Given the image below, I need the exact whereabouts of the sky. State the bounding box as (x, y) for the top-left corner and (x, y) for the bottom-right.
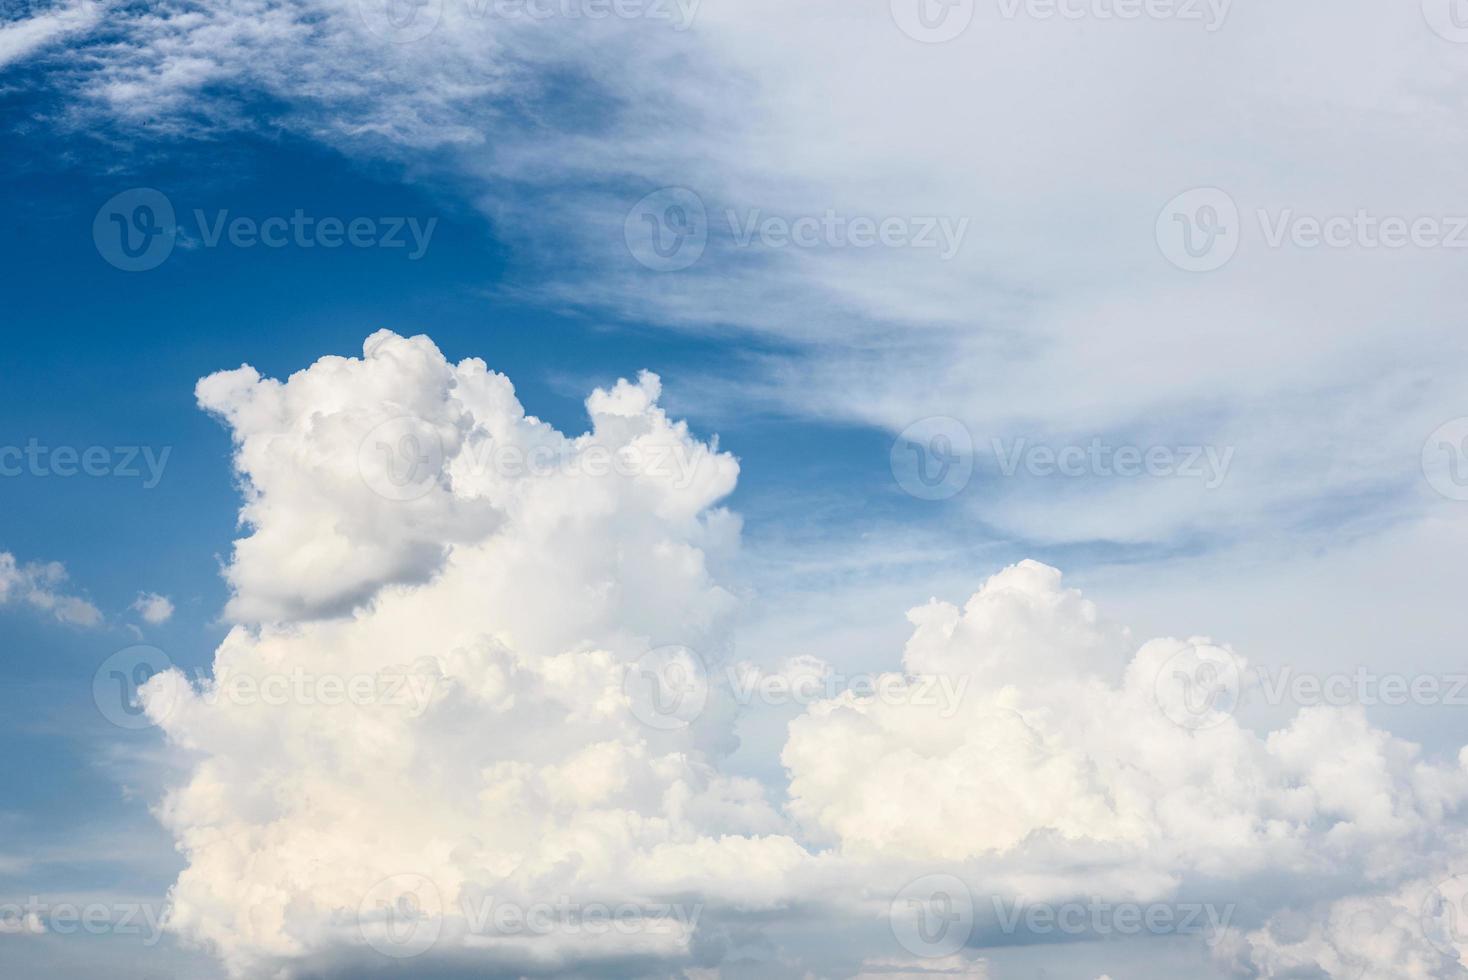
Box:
(2, 0), (1468, 977)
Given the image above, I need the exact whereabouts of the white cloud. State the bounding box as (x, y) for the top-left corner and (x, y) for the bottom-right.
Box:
(0, 0), (100, 70)
(146, 332), (787, 977)
(24, 0), (1465, 553)
(0, 551), (103, 627)
(140, 335), (1468, 978)
(132, 592), (175, 625)
(785, 561), (1468, 878)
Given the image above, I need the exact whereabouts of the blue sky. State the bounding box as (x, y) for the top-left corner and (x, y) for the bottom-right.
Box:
(4, 1), (1468, 977)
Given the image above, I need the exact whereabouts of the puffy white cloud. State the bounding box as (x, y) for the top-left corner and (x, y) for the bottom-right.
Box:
(148, 332), (792, 977)
(131, 591), (174, 624)
(146, 335), (1468, 978)
(782, 560), (1468, 976)
(0, 551), (103, 627)
(1214, 879), (1467, 979)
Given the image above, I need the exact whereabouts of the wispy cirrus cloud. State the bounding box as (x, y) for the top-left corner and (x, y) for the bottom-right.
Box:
(21, 0), (1468, 556)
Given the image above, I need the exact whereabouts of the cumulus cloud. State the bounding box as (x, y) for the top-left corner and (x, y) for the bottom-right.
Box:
(131, 591), (174, 624)
(140, 334), (1468, 979)
(1214, 880), (1465, 979)
(148, 332), (792, 977)
(0, 551), (103, 627)
(782, 560), (1468, 976)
